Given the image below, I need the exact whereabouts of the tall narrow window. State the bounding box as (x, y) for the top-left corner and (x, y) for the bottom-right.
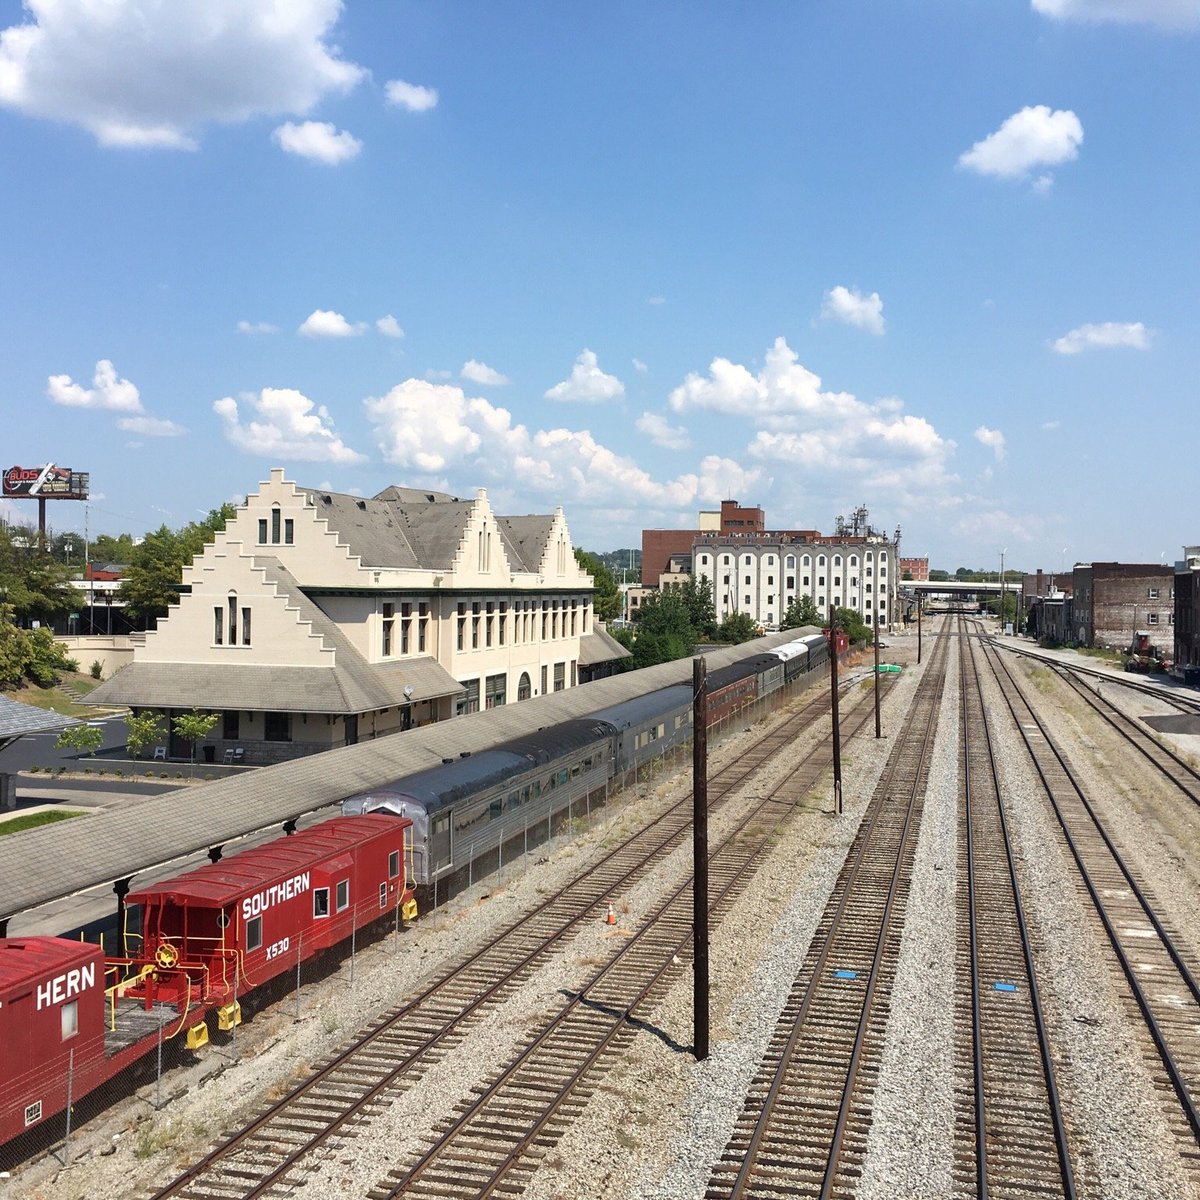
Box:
(284, 518), (294, 545)
(382, 602), (394, 657)
(258, 519), (268, 544)
(214, 607), (224, 645)
(271, 508), (281, 544)
(241, 607), (251, 646)
(228, 596), (237, 645)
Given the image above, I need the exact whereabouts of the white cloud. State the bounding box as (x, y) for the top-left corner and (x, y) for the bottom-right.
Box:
(1042, 419), (1061, 430)
(47, 360), (142, 411)
(647, 296), (666, 306)
(273, 120), (360, 165)
(670, 337), (958, 507)
(298, 309), (367, 338)
(821, 286), (886, 335)
(974, 425), (1007, 461)
(544, 349), (625, 404)
(363, 378), (760, 510)
(461, 360), (510, 386)
(1050, 321), (1152, 354)
(0, 0), (364, 149)
(46, 359), (184, 436)
(633, 358), (648, 373)
(958, 105), (1083, 183)
(385, 79), (438, 112)
(237, 320), (279, 335)
(118, 415), (187, 437)
(636, 412), (691, 451)
(213, 388), (365, 463)
(1032, 0), (1200, 29)
(376, 315), (405, 339)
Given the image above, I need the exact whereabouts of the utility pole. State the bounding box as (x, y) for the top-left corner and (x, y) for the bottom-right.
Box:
(917, 598), (922, 664)
(1000, 547), (1007, 634)
(692, 656), (709, 1061)
(829, 618), (843, 815)
(874, 615), (882, 738)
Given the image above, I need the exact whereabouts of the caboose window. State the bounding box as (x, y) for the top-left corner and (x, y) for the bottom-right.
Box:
(388, 850), (400, 879)
(336, 879), (350, 912)
(246, 915), (263, 950)
(313, 888), (330, 918)
(61, 999), (79, 1041)
(379, 882), (388, 910)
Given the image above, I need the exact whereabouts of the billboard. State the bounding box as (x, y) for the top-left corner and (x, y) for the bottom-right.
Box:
(3, 464), (90, 500)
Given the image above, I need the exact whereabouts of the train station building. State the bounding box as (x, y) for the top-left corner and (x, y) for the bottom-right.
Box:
(90, 469), (628, 763)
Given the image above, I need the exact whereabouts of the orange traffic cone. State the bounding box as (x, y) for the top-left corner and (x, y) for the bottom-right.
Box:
(605, 903), (617, 926)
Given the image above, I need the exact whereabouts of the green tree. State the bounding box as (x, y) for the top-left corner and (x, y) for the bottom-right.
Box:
(121, 504), (237, 625)
(575, 548), (621, 623)
(90, 532), (136, 565)
(0, 524), (76, 624)
(833, 606), (871, 645)
(172, 709), (220, 775)
(781, 593), (822, 630)
(0, 607), (75, 688)
(124, 711), (165, 759)
(677, 575), (717, 640)
(715, 611), (759, 644)
(56, 724), (103, 756)
(629, 588), (694, 667)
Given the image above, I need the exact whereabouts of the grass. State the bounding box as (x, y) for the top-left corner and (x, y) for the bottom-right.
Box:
(4, 671), (114, 718)
(0, 809), (83, 836)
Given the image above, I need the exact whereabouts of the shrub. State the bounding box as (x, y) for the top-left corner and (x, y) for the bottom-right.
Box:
(90, 660), (103, 679)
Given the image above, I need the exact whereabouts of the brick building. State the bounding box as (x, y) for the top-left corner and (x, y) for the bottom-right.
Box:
(1173, 546), (1200, 674)
(1071, 562), (1174, 652)
(899, 557), (929, 582)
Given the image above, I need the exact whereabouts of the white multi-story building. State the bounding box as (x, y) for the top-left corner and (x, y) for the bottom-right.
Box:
(92, 469), (627, 763)
(693, 535), (898, 630)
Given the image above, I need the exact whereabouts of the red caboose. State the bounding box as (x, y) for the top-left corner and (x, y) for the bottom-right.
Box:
(0, 938), (110, 1144)
(123, 814), (416, 1044)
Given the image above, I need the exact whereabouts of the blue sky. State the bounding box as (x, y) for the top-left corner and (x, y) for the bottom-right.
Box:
(1, 0), (1197, 572)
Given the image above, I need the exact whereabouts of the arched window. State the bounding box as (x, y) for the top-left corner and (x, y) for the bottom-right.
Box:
(517, 672), (532, 701)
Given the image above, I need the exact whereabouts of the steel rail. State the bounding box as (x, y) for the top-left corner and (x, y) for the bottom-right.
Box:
(149, 670), (885, 1200)
(1053, 668), (1200, 808)
(714, 618), (952, 1198)
(961, 616), (1076, 1198)
(982, 637), (1200, 1144)
(377, 689), (891, 1200)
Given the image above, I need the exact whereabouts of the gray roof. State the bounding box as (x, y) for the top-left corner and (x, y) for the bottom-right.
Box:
(88, 558), (463, 713)
(0, 696), (78, 743)
(0, 631), (811, 921)
(578, 625), (632, 666)
(497, 516), (553, 575)
(300, 485), (555, 575)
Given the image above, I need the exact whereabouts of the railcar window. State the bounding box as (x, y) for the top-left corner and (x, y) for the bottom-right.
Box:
(314, 888), (330, 918)
(247, 915), (263, 951)
(509, 791), (520, 808)
(557, 768), (569, 785)
(490, 797), (503, 818)
(379, 882), (388, 910)
(388, 850), (400, 878)
(61, 1000), (78, 1041)
(336, 879), (350, 912)
(571, 764), (581, 778)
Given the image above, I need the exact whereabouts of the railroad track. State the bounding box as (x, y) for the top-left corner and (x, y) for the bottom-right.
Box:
(1049, 667), (1200, 810)
(703, 617), (952, 1199)
(995, 640), (1200, 717)
(979, 631), (1200, 1162)
(147, 665), (894, 1199)
(368, 720), (841, 1200)
(954, 615), (1076, 1198)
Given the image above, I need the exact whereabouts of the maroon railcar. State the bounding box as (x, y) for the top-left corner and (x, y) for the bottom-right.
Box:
(0, 937), (136, 1145)
(122, 814), (416, 1028)
(0, 816), (417, 1148)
